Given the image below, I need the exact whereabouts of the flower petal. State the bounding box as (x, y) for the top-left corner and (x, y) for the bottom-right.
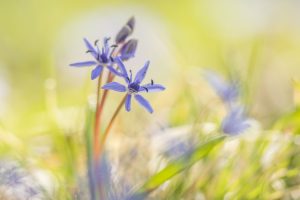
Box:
(204, 70), (239, 104)
(125, 94), (132, 112)
(102, 82), (126, 92)
(115, 57), (130, 83)
(221, 106), (250, 135)
(103, 37), (110, 56)
(70, 61), (97, 67)
(115, 57), (128, 77)
(139, 83), (165, 92)
(107, 66), (123, 77)
(91, 65), (103, 80)
(134, 94), (153, 113)
(83, 38), (98, 58)
(134, 61), (150, 84)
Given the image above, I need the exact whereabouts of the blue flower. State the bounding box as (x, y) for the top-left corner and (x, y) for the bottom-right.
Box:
(102, 58), (165, 113)
(221, 106), (251, 135)
(88, 154), (145, 200)
(70, 37), (122, 80)
(204, 70), (239, 106)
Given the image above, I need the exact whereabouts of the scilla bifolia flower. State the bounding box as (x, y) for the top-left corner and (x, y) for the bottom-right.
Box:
(204, 70), (251, 135)
(102, 57), (165, 113)
(204, 70), (239, 106)
(70, 37), (123, 80)
(221, 106), (251, 135)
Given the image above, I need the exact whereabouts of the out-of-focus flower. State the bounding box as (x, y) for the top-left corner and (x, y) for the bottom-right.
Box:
(85, 154), (145, 200)
(70, 37), (121, 80)
(163, 138), (195, 160)
(204, 70), (251, 135)
(221, 106), (251, 135)
(115, 17), (135, 44)
(204, 70), (239, 106)
(102, 58), (165, 113)
(0, 159), (44, 200)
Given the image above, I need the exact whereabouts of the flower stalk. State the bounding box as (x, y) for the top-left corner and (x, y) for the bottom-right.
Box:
(93, 72), (103, 160)
(95, 95), (127, 162)
(93, 46), (123, 161)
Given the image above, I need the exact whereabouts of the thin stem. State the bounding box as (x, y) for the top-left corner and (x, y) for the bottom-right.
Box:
(93, 43), (124, 160)
(93, 74), (115, 159)
(95, 43), (123, 122)
(95, 72), (116, 118)
(95, 95), (127, 160)
(93, 72), (103, 160)
(96, 73), (102, 104)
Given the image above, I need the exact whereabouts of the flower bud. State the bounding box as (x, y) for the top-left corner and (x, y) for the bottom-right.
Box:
(115, 16), (135, 44)
(126, 16), (135, 30)
(120, 39), (138, 60)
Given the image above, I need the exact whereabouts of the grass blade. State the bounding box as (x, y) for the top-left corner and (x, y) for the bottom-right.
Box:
(140, 135), (226, 193)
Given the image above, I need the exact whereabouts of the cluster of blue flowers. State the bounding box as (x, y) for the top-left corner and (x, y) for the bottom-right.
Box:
(70, 17), (166, 200)
(69, 16), (254, 200)
(70, 17), (165, 113)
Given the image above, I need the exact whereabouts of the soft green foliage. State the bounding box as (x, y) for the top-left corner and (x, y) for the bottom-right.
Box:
(141, 135), (226, 193)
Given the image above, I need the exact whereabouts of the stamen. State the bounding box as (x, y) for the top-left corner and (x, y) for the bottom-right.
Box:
(129, 70), (132, 81)
(151, 79), (154, 85)
(111, 44), (118, 48)
(94, 39), (99, 46)
(86, 50), (92, 53)
(143, 87), (149, 92)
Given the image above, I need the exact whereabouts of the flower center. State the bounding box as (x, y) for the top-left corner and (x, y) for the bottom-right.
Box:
(100, 53), (109, 64)
(128, 82), (140, 94)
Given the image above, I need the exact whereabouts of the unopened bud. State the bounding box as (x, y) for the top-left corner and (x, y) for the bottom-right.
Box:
(115, 26), (132, 44)
(126, 16), (135, 30)
(115, 16), (135, 44)
(120, 39), (138, 60)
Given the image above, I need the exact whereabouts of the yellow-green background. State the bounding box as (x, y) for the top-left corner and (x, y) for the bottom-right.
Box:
(1, 1), (300, 199)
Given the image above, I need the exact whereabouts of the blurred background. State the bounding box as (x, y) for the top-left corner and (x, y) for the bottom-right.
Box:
(1, 0), (300, 199)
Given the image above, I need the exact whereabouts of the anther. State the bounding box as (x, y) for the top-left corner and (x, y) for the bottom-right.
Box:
(110, 56), (114, 62)
(143, 87), (149, 92)
(94, 40), (99, 46)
